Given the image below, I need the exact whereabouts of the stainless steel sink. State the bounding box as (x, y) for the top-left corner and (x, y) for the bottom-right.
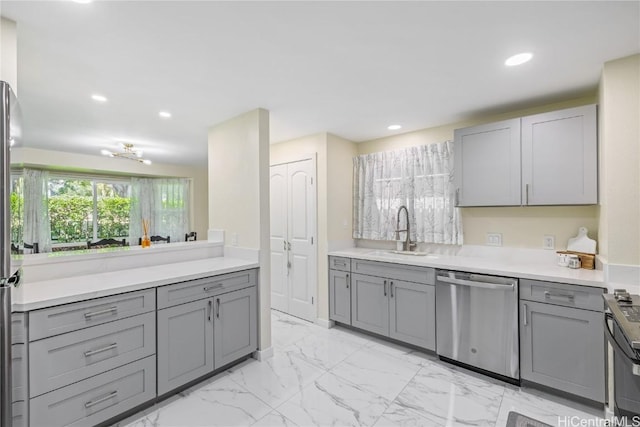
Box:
(387, 250), (433, 257)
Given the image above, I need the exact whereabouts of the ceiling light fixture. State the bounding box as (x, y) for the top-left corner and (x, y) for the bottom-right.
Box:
(505, 52), (533, 67)
(387, 124), (402, 130)
(159, 111), (172, 119)
(101, 143), (152, 165)
(91, 94), (107, 103)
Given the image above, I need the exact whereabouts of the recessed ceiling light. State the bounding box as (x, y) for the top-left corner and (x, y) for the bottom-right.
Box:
(159, 111), (172, 119)
(505, 52), (533, 67)
(387, 124), (402, 130)
(91, 94), (107, 103)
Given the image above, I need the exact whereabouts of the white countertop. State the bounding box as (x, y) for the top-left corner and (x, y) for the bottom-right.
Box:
(12, 257), (259, 311)
(329, 248), (605, 288)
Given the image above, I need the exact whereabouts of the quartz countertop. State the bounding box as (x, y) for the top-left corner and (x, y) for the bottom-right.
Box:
(329, 248), (605, 288)
(12, 257), (259, 311)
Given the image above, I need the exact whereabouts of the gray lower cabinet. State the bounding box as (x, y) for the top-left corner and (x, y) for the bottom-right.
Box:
(214, 286), (257, 368)
(351, 273), (389, 336)
(328, 269), (351, 324)
(520, 300), (605, 402)
(30, 356), (156, 427)
(157, 286), (257, 395)
(389, 280), (435, 350)
(157, 298), (214, 396)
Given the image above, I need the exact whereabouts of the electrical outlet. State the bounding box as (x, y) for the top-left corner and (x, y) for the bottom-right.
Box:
(543, 235), (555, 250)
(486, 233), (502, 247)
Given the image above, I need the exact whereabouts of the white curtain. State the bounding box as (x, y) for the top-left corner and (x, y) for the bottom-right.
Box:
(23, 169), (52, 252)
(130, 178), (191, 243)
(352, 142), (463, 245)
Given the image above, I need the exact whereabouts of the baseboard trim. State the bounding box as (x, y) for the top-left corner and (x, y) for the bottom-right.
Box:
(315, 318), (335, 329)
(253, 346), (273, 361)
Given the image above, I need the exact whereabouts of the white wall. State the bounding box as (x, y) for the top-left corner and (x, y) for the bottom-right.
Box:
(12, 147), (209, 240)
(356, 95), (600, 251)
(0, 17), (18, 92)
(208, 108), (271, 350)
(598, 54), (640, 267)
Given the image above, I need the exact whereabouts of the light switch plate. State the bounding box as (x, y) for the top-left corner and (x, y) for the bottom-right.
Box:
(486, 233), (502, 247)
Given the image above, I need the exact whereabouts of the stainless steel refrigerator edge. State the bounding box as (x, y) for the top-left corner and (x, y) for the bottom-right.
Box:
(436, 270), (520, 381)
(0, 81), (18, 427)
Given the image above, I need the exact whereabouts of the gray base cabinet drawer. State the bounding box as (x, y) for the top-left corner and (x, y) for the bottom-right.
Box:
(352, 259), (435, 285)
(30, 356), (156, 427)
(520, 279), (604, 311)
(12, 343), (27, 402)
(12, 400), (27, 427)
(30, 312), (156, 397)
(12, 312), (26, 344)
(329, 270), (351, 324)
(158, 269), (257, 309)
(520, 300), (604, 402)
(30, 289), (156, 341)
(329, 256), (351, 272)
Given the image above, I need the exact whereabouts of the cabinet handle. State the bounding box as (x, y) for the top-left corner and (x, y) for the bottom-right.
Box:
(383, 280), (387, 297)
(84, 343), (118, 358)
(84, 306), (118, 319)
(544, 291), (575, 302)
(208, 300), (212, 322)
(525, 184), (529, 205)
(216, 298), (221, 319)
(523, 304), (528, 326)
(455, 188), (460, 206)
(390, 281), (394, 298)
(84, 391), (118, 408)
(204, 284), (223, 292)
(346, 273), (349, 289)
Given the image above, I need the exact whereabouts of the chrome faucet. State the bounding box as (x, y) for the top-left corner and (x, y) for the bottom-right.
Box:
(395, 205), (416, 252)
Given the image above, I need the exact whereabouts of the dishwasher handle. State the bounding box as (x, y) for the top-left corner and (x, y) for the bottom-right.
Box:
(437, 275), (515, 291)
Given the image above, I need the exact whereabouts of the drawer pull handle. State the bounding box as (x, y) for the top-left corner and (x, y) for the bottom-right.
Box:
(346, 273), (349, 289)
(216, 298), (221, 319)
(204, 284), (223, 292)
(383, 280), (387, 297)
(390, 281), (394, 298)
(544, 291), (575, 302)
(84, 306), (118, 319)
(208, 300), (212, 322)
(84, 343), (118, 357)
(84, 391), (118, 408)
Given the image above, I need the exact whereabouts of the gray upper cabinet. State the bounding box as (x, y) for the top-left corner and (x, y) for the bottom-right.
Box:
(454, 104), (597, 207)
(329, 269), (351, 324)
(389, 279), (435, 351)
(157, 298), (214, 396)
(521, 105), (597, 205)
(351, 273), (390, 336)
(520, 299), (604, 403)
(214, 287), (257, 368)
(454, 118), (522, 206)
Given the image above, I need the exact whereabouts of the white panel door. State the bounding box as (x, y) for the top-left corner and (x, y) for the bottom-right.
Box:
(287, 159), (316, 321)
(269, 164), (288, 312)
(269, 158), (317, 322)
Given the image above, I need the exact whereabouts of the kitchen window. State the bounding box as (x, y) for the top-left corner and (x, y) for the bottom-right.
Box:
(352, 142), (463, 245)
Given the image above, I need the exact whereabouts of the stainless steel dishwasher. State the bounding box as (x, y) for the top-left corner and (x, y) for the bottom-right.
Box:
(436, 270), (519, 382)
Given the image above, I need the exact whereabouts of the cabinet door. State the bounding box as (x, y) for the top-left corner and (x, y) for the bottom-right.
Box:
(389, 280), (435, 351)
(454, 118), (521, 206)
(214, 287), (257, 368)
(350, 274), (389, 336)
(329, 270), (351, 324)
(520, 301), (604, 402)
(157, 299), (214, 395)
(521, 104), (597, 205)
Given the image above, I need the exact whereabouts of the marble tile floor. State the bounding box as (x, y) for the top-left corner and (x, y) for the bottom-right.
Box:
(118, 309), (603, 427)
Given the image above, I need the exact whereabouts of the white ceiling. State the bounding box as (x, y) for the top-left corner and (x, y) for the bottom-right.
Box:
(1, 1), (639, 166)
